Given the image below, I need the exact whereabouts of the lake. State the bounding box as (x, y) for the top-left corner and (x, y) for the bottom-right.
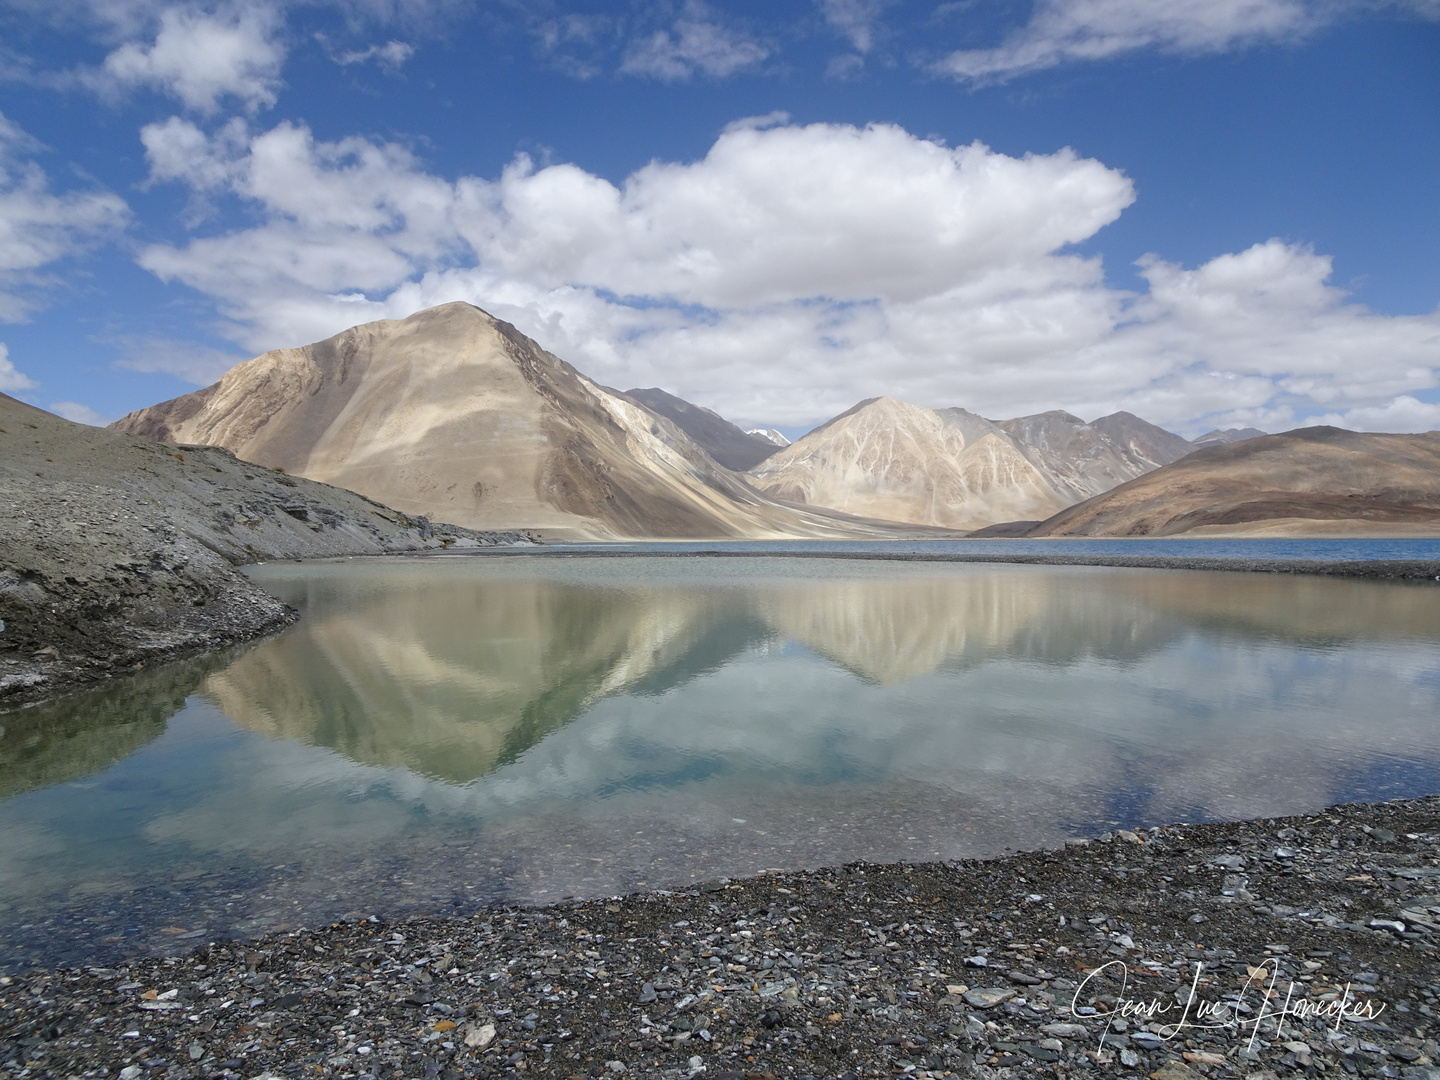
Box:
(2, 550), (1439, 971)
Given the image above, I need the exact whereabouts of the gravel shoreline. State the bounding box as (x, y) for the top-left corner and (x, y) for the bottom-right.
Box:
(4, 795), (1437, 1080)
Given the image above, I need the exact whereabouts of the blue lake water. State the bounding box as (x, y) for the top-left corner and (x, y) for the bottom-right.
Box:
(1, 553), (1438, 971)
(539, 537), (1440, 560)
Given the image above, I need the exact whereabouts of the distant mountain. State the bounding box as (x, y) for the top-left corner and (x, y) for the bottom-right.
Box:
(747, 397), (1192, 532)
(1028, 427), (1440, 537)
(747, 428), (791, 447)
(1092, 412), (1196, 468)
(994, 409), (1193, 497)
(1192, 427), (1267, 449)
(112, 304), (932, 541)
(622, 387), (783, 471)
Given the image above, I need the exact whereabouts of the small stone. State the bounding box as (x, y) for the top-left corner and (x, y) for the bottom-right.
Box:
(963, 955), (988, 968)
(639, 982), (657, 1004)
(465, 1023), (496, 1048)
(688, 1056), (703, 1072)
(1149, 1064), (1203, 1080)
(188, 1042), (204, 1061)
(607, 1061), (626, 1074)
(1121, 1049), (1140, 1067)
(962, 987), (1015, 1009)
(1041, 1023), (1088, 1038)
(1183, 1051), (1226, 1064)
(1211, 855), (1246, 870)
(1039, 1038), (1064, 1052)
(119, 1068), (142, 1080)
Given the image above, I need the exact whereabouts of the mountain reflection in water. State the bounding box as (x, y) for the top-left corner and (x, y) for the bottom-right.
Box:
(3, 556), (1440, 971)
(211, 557), (1440, 786)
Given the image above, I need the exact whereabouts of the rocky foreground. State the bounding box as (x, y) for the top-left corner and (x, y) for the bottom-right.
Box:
(3, 796), (1437, 1080)
(0, 393), (530, 706)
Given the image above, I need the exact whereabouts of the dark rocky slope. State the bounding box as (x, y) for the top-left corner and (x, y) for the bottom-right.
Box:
(0, 393), (527, 706)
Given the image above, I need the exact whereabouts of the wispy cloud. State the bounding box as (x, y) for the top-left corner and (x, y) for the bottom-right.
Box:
(817, 0), (888, 53)
(0, 112), (130, 321)
(113, 334), (249, 384)
(327, 38), (414, 71)
(48, 400), (111, 424)
(932, 0), (1432, 82)
(619, 1), (768, 81)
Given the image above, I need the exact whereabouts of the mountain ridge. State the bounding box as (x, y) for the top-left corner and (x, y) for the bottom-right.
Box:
(1026, 426), (1440, 537)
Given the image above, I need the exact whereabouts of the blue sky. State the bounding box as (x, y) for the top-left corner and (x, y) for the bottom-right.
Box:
(1, 0), (1437, 437)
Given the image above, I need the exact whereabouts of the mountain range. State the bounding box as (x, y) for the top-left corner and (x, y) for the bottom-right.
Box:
(111, 301), (1439, 539)
(746, 397), (1195, 531)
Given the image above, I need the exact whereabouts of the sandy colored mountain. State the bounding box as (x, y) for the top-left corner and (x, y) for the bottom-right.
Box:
(113, 304), (927, 541)
(1029, 426), (1440, 537)
(748, 397), (1192, 531)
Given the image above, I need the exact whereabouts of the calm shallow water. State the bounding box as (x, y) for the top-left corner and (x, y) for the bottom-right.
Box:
(2, 555), (1440, 970)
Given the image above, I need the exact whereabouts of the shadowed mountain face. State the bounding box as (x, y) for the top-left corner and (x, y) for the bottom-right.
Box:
(111, 304), (917, 541)
(748, 397), (1192, 531)
(196, 558), (1440, 785)
(1030, 426), (1440, 537)
(623, 387), (783, 471)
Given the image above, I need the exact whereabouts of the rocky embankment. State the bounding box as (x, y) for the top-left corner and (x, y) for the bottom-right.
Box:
(2, 796), (1437, 1080)
(0, 394), (530, 705)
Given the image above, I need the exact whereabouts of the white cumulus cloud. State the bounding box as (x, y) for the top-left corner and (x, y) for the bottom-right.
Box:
(94, 4), (286, 113)
(0, 343), (39, 392)
(135, 116), (1440, 435)
(0, 112), (130, 321)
